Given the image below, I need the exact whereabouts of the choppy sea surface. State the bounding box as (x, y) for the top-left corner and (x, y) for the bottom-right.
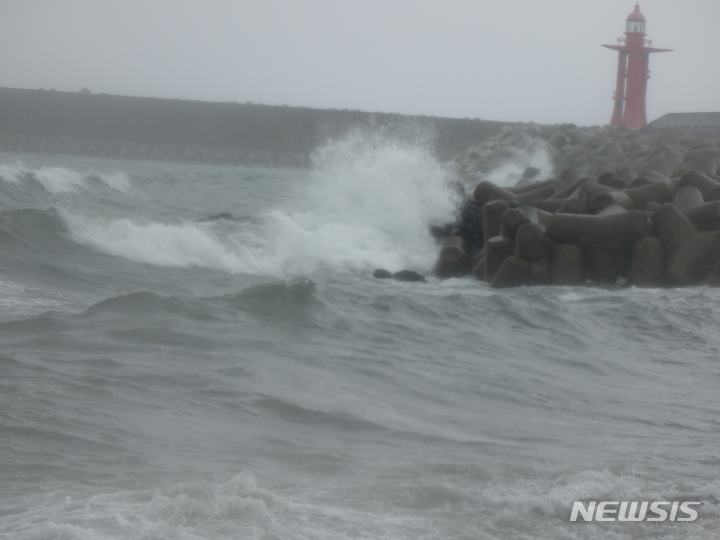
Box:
(1, 135), (720, 540)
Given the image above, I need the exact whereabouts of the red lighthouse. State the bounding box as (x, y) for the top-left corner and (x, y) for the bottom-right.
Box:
(602, 4), (672, 128)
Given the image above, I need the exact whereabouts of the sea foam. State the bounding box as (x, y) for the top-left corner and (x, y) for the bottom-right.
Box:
(62, 133), (458, 276)
(0, 161), (130, 193)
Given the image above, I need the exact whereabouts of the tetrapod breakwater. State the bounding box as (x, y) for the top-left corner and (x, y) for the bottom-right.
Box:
(434, 123), (720, 288)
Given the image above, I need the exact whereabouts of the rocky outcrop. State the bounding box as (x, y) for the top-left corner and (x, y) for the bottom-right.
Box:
(373, 269), (427, 282)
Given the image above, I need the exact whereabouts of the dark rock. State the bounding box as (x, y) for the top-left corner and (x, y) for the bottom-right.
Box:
(373, 268), (392, 279)
(392, 270), (427, 282)
(199, 212), (236, 222)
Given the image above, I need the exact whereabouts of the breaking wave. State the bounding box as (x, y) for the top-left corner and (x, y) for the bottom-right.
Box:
(0, 161), (130, 193)
(60, 134), (458, 276)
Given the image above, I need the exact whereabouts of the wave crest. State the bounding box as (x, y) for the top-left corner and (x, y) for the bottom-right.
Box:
(61, 132), (457, 276)
(0, 161), (130, 193)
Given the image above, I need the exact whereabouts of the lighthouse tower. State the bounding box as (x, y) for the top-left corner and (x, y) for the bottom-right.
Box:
(602, 5), (672, 128)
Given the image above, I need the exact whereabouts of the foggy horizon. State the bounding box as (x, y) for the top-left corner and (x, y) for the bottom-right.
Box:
(2, 0), (720, 127)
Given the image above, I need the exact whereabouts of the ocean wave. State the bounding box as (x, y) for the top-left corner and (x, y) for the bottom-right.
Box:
(2, 472), (276, 540)
(6, 468), (719, 540)
(61, 212), (270, 274)
(59, 134), (458, 276)
(216, 278), (317, 313)
(81, 280), (318, 323)
(0, 208), (67, 246)
(0, 161), (130, 194)
(84, 291), (202, 318)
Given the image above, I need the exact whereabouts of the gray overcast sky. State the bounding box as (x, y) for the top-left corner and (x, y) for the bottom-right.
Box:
(1, 0), (719, 126)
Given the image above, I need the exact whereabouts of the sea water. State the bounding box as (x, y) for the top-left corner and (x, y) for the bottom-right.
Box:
(1, 134), (720, 539)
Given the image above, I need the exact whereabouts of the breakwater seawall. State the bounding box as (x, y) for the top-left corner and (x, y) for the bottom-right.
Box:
(433, 123), (720, 289)
(0, 87), (513, 167)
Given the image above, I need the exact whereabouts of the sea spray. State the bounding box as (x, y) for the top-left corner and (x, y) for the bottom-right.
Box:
(483, 135), (556, 187)
(455, 132), (556, 187)
(61, 132), (458, 276)
(267, 130), (459, 274)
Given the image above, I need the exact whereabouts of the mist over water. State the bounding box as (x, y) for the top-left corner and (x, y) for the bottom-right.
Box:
(1, 134), (720, 539)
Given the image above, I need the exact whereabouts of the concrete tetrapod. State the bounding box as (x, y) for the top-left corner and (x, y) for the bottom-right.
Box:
(651, 203), (716, 284)
(484, 236), (515, 282)
(579, 182), (616, 207)
(556, 198), (588, 214)
(515, 224), (551, 263)
(434, 236), (470, 279)
(483, 200), (510, 244)
(627, 237), (666, 287)
(514, 185), (556, 204)
(515, 223), (554, 284)
(546, 210), (650, 249)
(673, 186), (705, 210)
(682, 202), (720, 231)
(473, 182), (516, 205)
(490, 256), (531, 289)
(585, 246), (626, 284)
(509, 178), (557, 195)
(678, 170), (720, 199)
(556, 169), (581, 194)
(500, 209), (531, 241)
(623, 181), (674, 210)
(548, 245), (585, 286)
(589, 190), (635, 213)
(471, 256), (486, 281)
